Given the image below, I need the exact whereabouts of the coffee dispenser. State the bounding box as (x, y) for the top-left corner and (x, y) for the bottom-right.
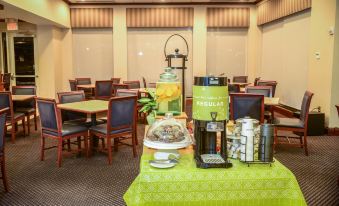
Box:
(193, 76), (232, 169)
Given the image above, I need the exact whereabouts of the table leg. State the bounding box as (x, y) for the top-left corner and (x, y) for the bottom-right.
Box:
(91, 114), (99, 148)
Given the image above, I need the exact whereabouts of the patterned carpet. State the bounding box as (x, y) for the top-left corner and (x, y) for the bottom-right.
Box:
(0, 123), (338, 206)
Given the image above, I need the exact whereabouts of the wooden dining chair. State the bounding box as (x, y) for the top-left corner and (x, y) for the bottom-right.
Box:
(0, 108), (9, 192)
(233, 76), (248, 83)
(0, 92), (26, 143)
(229, 93), (265, 123)
(123, 80), (140, 89)
(257, 81), (278, 97)
(3, 73), (11, 91)
(254, 77), (261, 86)
(273, 91), (314, 156)
(245, 86), (272, 97)
(57, 91), (88, 125)
(75, 78), (91, 85)
(112, 83), (130, 96)
(36, 98), (89, 167)
(142, 77), (147, 88)
(12, 86), (37, 135)
(111, 78), (121, 84)
(95, 80), (113, 100)
(228, 84), (241, 93)
(89, 96), (138, 164)
(69, 80), (77, 91)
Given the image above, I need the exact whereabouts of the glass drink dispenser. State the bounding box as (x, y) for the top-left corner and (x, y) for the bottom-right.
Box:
(156, 67), (182, 115)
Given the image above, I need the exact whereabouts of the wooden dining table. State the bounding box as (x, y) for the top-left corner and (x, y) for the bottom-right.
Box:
(57, 100), (108, 126)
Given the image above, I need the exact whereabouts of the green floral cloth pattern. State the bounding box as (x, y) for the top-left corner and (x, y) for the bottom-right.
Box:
(124, 148), (306, 206)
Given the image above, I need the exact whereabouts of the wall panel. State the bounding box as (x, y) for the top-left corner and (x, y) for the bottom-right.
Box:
(126, 8), (193, 28)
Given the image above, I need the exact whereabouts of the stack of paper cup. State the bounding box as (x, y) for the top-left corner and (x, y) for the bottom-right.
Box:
(240, 118), (255, 162)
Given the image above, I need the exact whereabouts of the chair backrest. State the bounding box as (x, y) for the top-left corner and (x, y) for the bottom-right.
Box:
(0, 108), (7, 153)
(336, 105), (339, 116)
(254, 77), (261, 86)
(230, 93), (265, 123)
(3, 73), (11, 91)
(245, 86), (272, 97)
(116, 89), (138, 97)
(123, 80), (140, 89)
(185, 97), (193, 121)
(95, 80), (113, 100)
(111, 78), (121, 84)
(12, 86), (36, 108)
(107, 96), (137, 132)
(257, 81), (278, 97)
(299, 91), (314, 126)
(113, 83), (130, 96)
(69, 80), (77, 91)
(36, 98), (61, 134)
(57, 91), (86, 122)
(142, 77), (147, 88)
(75, 78), (91, 85)
(0, 92), (13, 119)
(233, 76), (248, 83)
(228, 84), (240, 93)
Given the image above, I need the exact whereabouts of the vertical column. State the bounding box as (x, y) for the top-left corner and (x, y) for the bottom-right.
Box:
(247, 6), (262, 82)
(193, 6), (207, 77)
(113, 6), (128, 81)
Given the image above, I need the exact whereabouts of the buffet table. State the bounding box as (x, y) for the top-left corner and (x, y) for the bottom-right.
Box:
(124, 146), (306, 206)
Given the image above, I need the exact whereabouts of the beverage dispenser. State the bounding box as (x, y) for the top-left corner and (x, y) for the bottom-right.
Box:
(193, 76), (232, 168)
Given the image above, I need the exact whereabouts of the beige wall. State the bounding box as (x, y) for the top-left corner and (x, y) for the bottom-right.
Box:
(1, 0), (70, 28)
(329, 0), (339, 127)
(307, 0), (337, 126)
(260, 11), (311, 109)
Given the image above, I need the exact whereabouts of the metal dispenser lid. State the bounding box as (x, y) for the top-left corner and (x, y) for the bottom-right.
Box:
(159, 67), (178, 82)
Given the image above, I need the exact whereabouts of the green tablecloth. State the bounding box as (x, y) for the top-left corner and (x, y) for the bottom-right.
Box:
(124, 147), (306, 206)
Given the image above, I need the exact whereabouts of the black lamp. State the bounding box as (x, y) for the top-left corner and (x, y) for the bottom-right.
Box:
(164, 34), (189, 111)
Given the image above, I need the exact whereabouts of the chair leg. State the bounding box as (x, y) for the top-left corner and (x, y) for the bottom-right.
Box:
(27, 115), (30, 136)
(303, 132), (309, 156)
(101, 138), (106, 150)
(40, 133), (45, 161)
(89, 133), (93, 157)
(77, 137), (81, 154)
(11, 126), (16, 144)
(107, 137), (112, 165)
(1, 158), (9, 192)
(299, 135), (304, 148)
(84, 135), (89, 158)
(132, 132), (137, 158)
(34, 113), (37, 131)
(22, 119), (26, 137)
(113, 138), (119, 152)
(67, 139), (71, 152)
(57, 138), (63, 167)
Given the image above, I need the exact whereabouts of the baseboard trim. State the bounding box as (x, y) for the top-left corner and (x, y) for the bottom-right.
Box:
(326, 127), (339, 136)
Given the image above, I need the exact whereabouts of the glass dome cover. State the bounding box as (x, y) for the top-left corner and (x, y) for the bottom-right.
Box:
(144, 113), (192, 149)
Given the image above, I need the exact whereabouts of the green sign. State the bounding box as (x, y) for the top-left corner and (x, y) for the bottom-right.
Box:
(192, 86), (229, 121)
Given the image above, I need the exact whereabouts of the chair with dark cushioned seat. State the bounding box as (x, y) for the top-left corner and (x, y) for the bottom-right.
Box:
(57, 91), (89, 125)
(89, 96), (138, 164)
(95, 80), (113, 100)
(254, 77), (261, 86)
(273, 91), (314, 156)
(69, 80), (77, 91)
(75, 78), (91, 85)
(3, 73), (11, 91)
(230, 93), (265, 123)
(123, 80), (140, 89)
(112, 83), (130, 96)
(111, 78), (121, 84)
(228, 84), (240, 93)
(245, 86), (272, 97)
(36, 98), (89, 167)
(12, 86), (37, 135)
(0, 108), (9, 192)
(233, 76), (248, 83)
(0, 92), (26, 143)
(257, 81), (278, 97)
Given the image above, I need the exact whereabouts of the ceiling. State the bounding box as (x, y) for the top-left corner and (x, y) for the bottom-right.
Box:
(67, 0), (260, 4)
